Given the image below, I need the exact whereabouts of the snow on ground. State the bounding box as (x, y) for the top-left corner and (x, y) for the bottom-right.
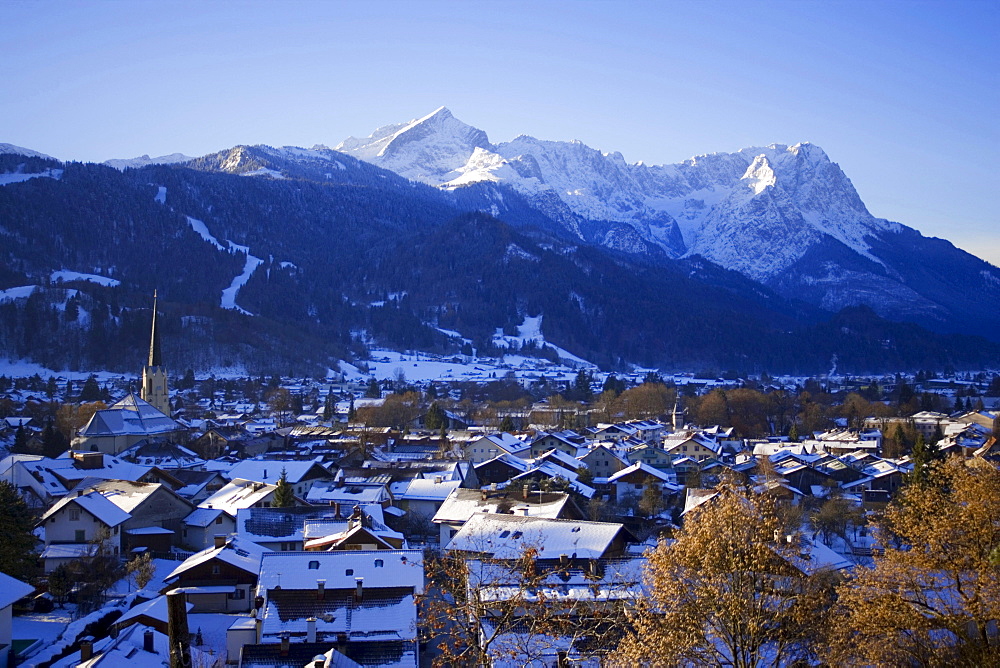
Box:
(108, 558), (186, 597)
(240, 167), (286, 179)
(12, 607), (74, 652)
(0, 285), (38, 303)
(154, 186), (167, 204)
(189, 612), (246, 659)
(0, 168), (63, 186)
(358, 349), (580, 384)
(491, 315), (596, 368)
(186, 216), (226, 251)
(221, 248), (263, 316)
(51, 271), (120, 287)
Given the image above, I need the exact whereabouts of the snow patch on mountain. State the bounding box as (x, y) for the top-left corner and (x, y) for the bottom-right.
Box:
(221, 246), (262, 316)
(154, 186), (167, 204)
(51, 271), (120, 287)
(491, 315), (596, 368)
(0, 167), (63, 186)
(186, 217), (226, 252)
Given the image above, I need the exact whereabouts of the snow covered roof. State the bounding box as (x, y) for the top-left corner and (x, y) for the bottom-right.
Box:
(608, 461), (674, 484)
(306, 481), (390, 505)
(432, 488), (571, 524)
(0, 571), (34, 607)
(114, 595), (194, 629)
(388, 476), (462, 502)
(258, 550), (424, 594)
(79, 393), (181, 437)
(182, 507), (227, 527)
(198, 478), (276, 515)
(225, 459), (329, 484)
(164, 536), (269, 582)
(42, 489), (132, 527)
(446, 513), (628, 559)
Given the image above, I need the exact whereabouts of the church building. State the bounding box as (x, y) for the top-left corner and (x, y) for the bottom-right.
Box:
(73, 292), (183, 454)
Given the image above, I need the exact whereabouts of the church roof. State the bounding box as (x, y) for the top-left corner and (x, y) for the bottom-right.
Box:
(79, 394), (180, 437)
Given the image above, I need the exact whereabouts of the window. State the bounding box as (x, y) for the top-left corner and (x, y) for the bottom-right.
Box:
(308, 561), (320, 570)
(374, 559), (384, 568)
(499, 531), (510, 538)
(345, 569), (354, 576)
(212, 565), (221, 575)
(75, 530), (85, 542)
(512, 531), (523, 540)
(229, 588), (246, 600)
(215, 517), (223, 524)
(69, 509), (81, 521)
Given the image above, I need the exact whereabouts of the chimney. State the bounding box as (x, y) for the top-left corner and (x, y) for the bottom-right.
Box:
(143, 629), (155, 653)
(559, 554), (569, 566)
(263, 469), (268, 480)
(312, 655), (327, 668)
(80, 637), (94, 661)
(213, 534), (227, 549)
(306, 617), (317, 643)
(280, 633), (290, 657)
(167, 591), (192, 668)
(522, 484), (530, 500)
(337, 632), (348, 651)
(317, 579), (326, 600)
(254, 616), (262, 643)
(355, 577), (364, 603)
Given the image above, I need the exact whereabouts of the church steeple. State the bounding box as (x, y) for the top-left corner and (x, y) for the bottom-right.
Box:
(141, 290), (171, 416)
(148, 289), (162, 368)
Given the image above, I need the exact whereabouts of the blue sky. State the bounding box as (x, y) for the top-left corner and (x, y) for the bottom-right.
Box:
(2, 0), (997, 264)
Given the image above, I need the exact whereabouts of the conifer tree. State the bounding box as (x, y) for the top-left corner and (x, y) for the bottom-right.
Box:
(273, 468), (295, 508)
(0, 480), (37, 581)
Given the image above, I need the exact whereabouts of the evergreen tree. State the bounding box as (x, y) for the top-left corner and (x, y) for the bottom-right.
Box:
(907, 434), (944, 487)
(79, 374), (102, 402)
(322, 391), (335, 421)
(426, 402), (447, 430)
(273, 468), (295, 508)
(12, 425), (29, 454)
(364, 378), (381, 398)
(0, 480), (37, 581)
(347, 396), (356, 422)
(499, 414), (515, 432)
(787, 423), (799, 443)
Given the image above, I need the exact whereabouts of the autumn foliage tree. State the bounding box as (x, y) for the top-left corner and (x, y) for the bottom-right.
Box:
(613, 477), (833, 667)
(823, 457), (1000, 667)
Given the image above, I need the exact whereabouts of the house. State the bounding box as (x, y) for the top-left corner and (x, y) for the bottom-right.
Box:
(120, 439), (205, 469)
(461, 433), (527, 465)
(38, 489), (130, 571)
(225, 459), (334, 498)
(162, 536), (268, 612)
(49, 624), (219, 668)
(235, 504), (391, 552)
(432, 488), (582, 545)
(388, 475), (462, 525)
(181, 507), (236, 552)
(625, 442), (674, 471)
(198, 478), (281, 516)
(72, 393), (185, 455)
(464, 557), (645, 667)
(306, 477), (392, 508)
(662, 433), (722, 462)
(579, 444), (630, 479)
(304, 509), (405, 552)
(171, 468), (227, 504)
(446, 514), (635, 560)
(527, 430), (583, 458)
(0, 572), (34, 668)
(607, 463), (680, 505)
(249, 550), (424, 667)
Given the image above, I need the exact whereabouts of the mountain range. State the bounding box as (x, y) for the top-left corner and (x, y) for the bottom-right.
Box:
(0, 110), (997, 376)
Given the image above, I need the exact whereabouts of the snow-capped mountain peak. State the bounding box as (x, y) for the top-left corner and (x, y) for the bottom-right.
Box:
(742, 154), (777, 195)
(0, 143), (55, 160)
(103, 153), (194, 170)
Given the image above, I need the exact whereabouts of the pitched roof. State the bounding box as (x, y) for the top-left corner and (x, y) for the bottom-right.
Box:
(446, 513), (628, 559)
(164, 536), (269, 583)
(0, 571), (34, 608)
(79, 394), (180, 437)
(41, 489), (132, 527)
(257, 550), (424, 594)
(432, 488), (571, 524)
